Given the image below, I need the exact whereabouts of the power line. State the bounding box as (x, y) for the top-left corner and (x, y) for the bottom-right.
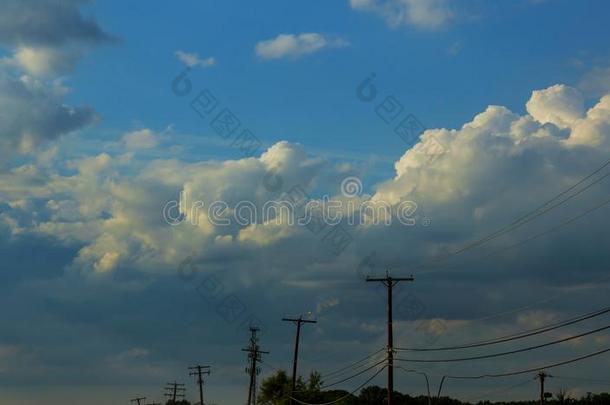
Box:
(320, 357), (388, 389)
(319, 347), (386, 380)
(435, 346), (610, 398)
(395, 365), (432, 405)
(401, 197), (610, 343)
(553, 375), (610, 386)
(418, 193), (610, 281)
(415, 192), (610, 281)
(451, 346), (610, 378)
(290, 364), (387, 405)
(395, 323), (610, 363)
(402, 196), (610, 342)
(396, 306), (610, 352)
(260, 360), (282, 372)
(414, 158), (610, 272)
(293, 350), (387, 395)
(486, 195), (610, 257)
(463, 378), (532, 403)
(452, 172), (609, 254)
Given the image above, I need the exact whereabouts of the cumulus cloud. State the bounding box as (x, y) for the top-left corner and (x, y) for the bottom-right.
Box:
(350, 0), (454, 29)
(2, 46), (81, 77)
(174, 50), (216, 68)
(2, 83), (610, 395)
(2, 83), (609, 282)
(255, 33), (349, 60)
(0, 0), (113, 47)
(526, 84), (585, 128)
(0, 74), (97, 160)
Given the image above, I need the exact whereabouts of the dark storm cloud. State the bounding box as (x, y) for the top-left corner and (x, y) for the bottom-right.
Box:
(0, 74), (98, 158)
(0, 0), (114, 47)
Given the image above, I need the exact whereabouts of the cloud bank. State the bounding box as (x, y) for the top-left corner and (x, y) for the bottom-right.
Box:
(1, 82), (609, 403)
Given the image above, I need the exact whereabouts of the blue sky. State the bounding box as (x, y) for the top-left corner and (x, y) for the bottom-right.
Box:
(61, 0), (610, 183)
(1, 1), (610, 404)
(68, 1), (608, 137)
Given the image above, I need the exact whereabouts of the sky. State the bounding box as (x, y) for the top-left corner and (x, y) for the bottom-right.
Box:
(1, 0), (610, 404)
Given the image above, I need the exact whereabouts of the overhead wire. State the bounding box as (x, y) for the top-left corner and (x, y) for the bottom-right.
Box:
(395, 324), (610, 363)
(396, 306), (610, 352)
(290, 364), (387, 405)
(395, 365), (433, 405)
(412, 157), (610, 273)
(444, 171), (610, 258)
(320, 357), (388, 389)
(463, 378), (533, 403)
(319, 347), (386, 380)
(553, 375), (610, 386)
(435, 346), (610, 398)
(485, 195), (610, 257)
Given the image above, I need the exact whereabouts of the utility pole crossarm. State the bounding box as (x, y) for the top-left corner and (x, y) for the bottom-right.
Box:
(365, 271), (414, 405)
(537, 371), (553, 405)
(130, 397), (146, 405)
(189, 365), (211, 405)
(282, 317), (317, 324)
(282, 315), (317, 405)
(244, 327), (268, 405)
(366, 275), (414, 284)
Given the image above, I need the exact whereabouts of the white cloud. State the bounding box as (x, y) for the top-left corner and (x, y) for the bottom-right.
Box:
(2, 46), (81, 77)
(350, 0), (454, 29)
(2, 81), (610, 398)
(1, 85), (609, 284)
(255, 33), (349, 60)
(122, 129), (159, 150)
(526, 84), (585, 129)
(174, 50), (216, 68)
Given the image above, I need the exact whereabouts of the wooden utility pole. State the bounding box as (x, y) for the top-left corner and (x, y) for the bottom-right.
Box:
(282, 315), (317, 404)
(189, 364), (211, 405)
(130, 398), (146, 405)
(242, 327), (268, 405)
(537, 371), (552, 405)
(164, 381), (185, 403)
(366, 271), (414, 405)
